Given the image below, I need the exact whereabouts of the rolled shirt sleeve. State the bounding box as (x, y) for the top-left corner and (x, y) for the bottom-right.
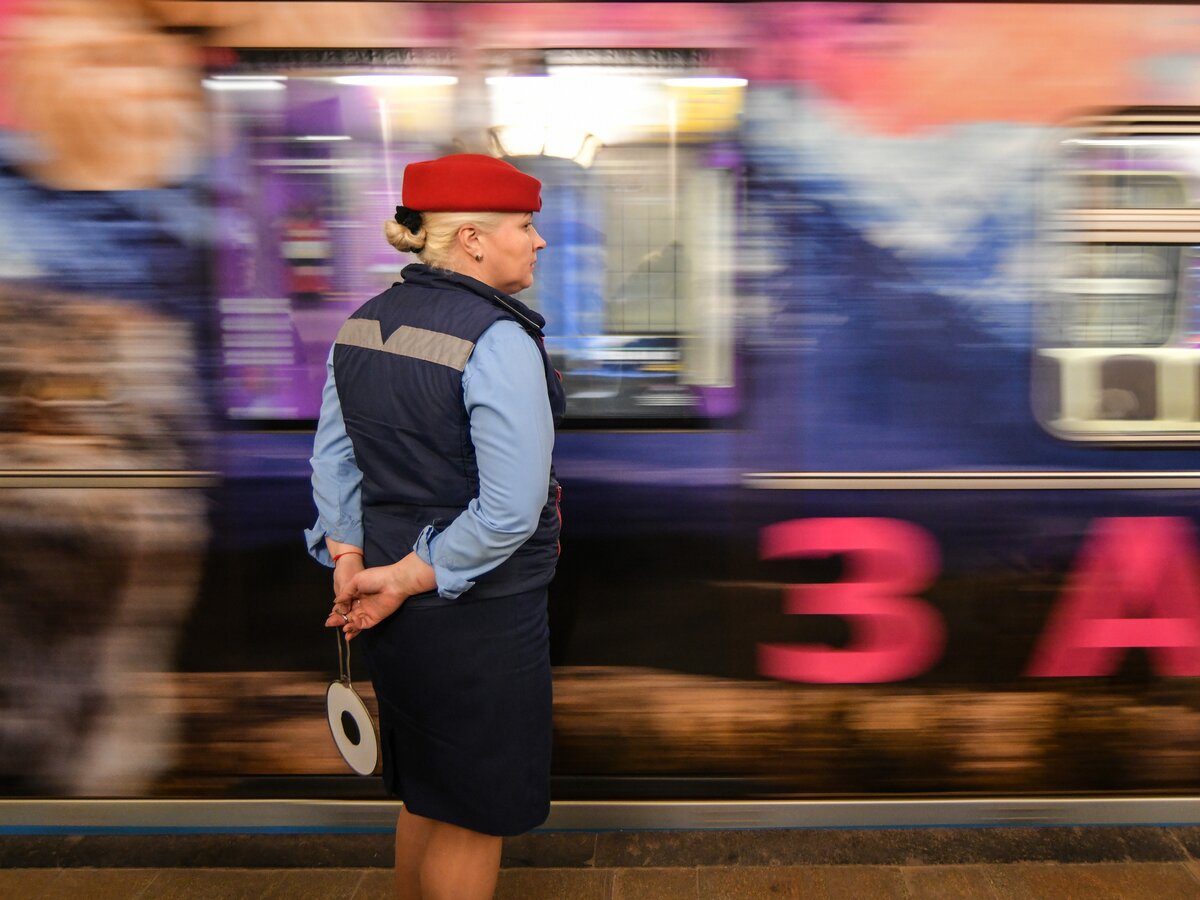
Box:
(414, 319), (554, 598)
(305, 345), (364, 567)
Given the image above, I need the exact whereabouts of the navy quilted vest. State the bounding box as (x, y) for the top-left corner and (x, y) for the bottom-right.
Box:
(332, 264), (564, 601)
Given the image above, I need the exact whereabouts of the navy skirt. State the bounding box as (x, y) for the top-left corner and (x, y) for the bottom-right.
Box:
(358, 586), (552, 836)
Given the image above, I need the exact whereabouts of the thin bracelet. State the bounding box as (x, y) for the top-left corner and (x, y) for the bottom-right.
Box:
(333, 550), (364, 562)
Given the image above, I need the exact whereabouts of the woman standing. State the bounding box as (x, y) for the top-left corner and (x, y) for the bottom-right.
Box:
(306, 154), (561, 899)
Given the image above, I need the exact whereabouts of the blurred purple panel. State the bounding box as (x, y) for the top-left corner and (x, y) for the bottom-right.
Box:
(285, 95), (343, 135)
(697, 385), (738, 418)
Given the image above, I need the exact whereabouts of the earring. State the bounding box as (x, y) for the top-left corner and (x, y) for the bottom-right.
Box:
(474, 254), (483, 262)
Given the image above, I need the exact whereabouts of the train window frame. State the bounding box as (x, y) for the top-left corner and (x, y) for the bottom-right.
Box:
(1034, 109), (1200, 444)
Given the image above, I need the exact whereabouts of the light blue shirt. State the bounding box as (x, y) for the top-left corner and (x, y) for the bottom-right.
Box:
(306, 319), (555, 599)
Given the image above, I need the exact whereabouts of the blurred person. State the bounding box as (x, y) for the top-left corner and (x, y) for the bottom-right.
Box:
(306, 154), (562, 900)
(0, 0), (210, 795)
(0, 288), (208, 796)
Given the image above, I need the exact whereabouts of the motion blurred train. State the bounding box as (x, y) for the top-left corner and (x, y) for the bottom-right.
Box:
(5, 1), (1200, 811)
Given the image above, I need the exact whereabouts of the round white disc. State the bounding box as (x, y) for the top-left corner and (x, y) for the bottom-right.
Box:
(326, 682), (379, 776)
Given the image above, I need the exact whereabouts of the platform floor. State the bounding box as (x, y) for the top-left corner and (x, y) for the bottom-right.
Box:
(4, 861), (1200, 899)
(7, 827), (1200, 899)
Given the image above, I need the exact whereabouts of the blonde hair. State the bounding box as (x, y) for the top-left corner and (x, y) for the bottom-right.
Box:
(384, 211), (507, 269)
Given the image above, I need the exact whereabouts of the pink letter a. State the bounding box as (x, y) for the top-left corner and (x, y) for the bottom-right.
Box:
(1027, 517), (1200, 677)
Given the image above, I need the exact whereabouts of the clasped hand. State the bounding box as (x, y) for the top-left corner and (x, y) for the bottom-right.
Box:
(325, 552), (437, 640)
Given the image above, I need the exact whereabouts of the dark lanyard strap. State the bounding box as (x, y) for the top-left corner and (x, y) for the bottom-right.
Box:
(335, 627), (354, 688)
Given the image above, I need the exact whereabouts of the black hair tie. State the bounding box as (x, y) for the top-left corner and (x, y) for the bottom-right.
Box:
(394, 205), (423, 233)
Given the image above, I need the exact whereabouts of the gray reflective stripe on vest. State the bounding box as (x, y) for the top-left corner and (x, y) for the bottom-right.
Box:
(335, 319), (474, 371)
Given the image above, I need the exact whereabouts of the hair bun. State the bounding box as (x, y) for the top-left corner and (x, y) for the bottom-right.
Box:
(394, 205), (423, 233)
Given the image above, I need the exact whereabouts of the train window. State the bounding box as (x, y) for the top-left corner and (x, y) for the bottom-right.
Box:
(1048, 244), (1180, 347)
(514, 148), (737, 421)
(486, 58), (742, 423)
(207, 50), (461, 422)
(1035, 110), (1200, 441)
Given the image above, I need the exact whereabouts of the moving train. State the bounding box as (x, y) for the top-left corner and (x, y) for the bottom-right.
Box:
(5, 1), (1200, 813)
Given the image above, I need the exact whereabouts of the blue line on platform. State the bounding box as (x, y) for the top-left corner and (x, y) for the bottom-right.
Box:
(0, 826), (392, 836)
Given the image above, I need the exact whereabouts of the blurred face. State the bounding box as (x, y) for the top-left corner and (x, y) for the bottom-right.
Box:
(476, 213), (546, 295)
(7, 0), (204, 190)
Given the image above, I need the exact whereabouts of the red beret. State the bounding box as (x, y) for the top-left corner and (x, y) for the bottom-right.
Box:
(402, 154), (542, 213)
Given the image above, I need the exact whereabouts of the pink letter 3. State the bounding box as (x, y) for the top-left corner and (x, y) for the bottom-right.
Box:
(758, 518), (945, 683)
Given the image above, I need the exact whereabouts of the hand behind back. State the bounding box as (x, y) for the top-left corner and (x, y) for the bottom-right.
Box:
(326, 553), (436, 640)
